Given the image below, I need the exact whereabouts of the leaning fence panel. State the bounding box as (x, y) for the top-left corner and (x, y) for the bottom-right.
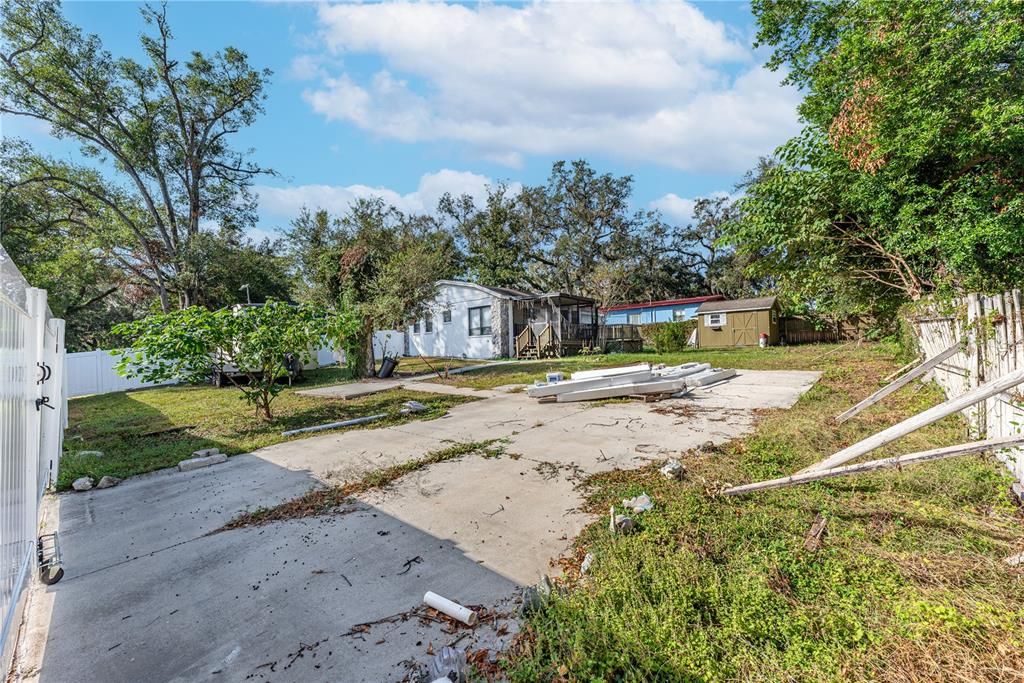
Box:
(910, 289), (1024, 490)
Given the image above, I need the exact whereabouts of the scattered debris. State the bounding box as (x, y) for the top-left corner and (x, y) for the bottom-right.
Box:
(1006, 552), (1024, 567)
(76, 450), (104, 458)
(545, 371), (564, 383)
(398, 556), (423, 575)
(483, 504), (505, 517)
(580, 552), (594, 575)
(621, 493), (653, 513)
(178, 452), (228, 472)
(660, 459), (685, 480)
(423, 591), (478, 626)
(192, 447), (220, 458)
(400, 400), (428, 415)
(426, 646), (468, 682)
(803, 513), (828, 552)
(71, 476), (94, 492)
(614, 515), (636, 534)
(608, 505), (636, 534)
(519, 576), (555, 617)
(96, 475), (121, 489)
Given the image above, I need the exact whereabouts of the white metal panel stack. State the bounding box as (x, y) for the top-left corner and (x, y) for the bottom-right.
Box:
(526, 362), (735, 403)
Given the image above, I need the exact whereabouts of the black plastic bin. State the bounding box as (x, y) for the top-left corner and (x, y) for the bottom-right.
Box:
(377, 356), (399, 378)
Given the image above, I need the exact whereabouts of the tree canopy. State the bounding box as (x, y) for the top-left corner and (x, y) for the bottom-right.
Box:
(727, 0), (1024, 318)
(1, 0), (273, 310)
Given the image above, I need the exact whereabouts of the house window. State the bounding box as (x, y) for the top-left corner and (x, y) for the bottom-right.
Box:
(442, 309), (452, 323)
(627, 312), (641, 325)
(425, 317), (433, 333)
(672, 309), (686, 322)
(705, 313), (726, 327)
(771, 309), (778, 323)
(412, 321), (420, 334)
(468, 306), (491, 336)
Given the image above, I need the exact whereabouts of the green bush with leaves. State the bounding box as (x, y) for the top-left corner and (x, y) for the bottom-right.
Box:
(642, 321), (697, 353)
(113, 301), (340, 421)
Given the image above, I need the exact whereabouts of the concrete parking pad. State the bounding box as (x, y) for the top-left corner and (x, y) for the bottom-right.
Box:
(18, 369), (819, 682)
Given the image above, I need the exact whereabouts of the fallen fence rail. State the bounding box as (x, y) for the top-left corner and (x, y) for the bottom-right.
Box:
(723, 435), (1024, 496)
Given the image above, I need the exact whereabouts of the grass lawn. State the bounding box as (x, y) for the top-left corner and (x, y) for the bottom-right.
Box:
(61, 366), (475, 490)
(506, 343), (1024, 682)
(434, 343), (880, 389)
(391, 355), (487, 377)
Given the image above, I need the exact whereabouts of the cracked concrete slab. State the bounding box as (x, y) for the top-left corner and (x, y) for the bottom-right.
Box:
(17, 369), (819, 682)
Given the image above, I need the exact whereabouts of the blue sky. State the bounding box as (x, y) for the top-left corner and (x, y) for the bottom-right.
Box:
(2, 1), (801, 239)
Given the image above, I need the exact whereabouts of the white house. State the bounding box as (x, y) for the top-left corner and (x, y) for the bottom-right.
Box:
(405, 280), (604, 359)
(406, 280), (532, 359)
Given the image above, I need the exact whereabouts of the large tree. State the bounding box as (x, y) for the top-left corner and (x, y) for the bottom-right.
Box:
(669, 195), (764, 300)
(727, 0), (1024, 317)
(0, 0), (273, 309)
(283, 198), (460, 377)
(438, 183), (529, 289)
(441, 160), (694, 306)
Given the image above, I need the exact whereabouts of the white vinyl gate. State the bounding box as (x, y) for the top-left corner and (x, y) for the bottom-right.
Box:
(0, 245), (66, 672)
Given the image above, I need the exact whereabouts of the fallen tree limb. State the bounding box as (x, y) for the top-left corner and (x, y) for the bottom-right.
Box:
(834, 341), (961, 424)
(804, 367), (1024, 473)
(722, 435), (1024, 497)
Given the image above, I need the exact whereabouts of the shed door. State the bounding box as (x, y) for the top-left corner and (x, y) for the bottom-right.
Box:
(732, 312), (757, 346)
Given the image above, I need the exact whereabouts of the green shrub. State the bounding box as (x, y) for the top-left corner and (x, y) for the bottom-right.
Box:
(642, 321), (697, 352)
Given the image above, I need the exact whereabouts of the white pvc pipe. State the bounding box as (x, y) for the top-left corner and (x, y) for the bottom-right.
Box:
(423, 591), (477, 626)
(280, 413), (387, 436)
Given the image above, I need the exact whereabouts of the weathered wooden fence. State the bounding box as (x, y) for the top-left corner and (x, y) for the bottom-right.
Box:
(910, 289), (1024, 491)
(781, 316), (872, 345)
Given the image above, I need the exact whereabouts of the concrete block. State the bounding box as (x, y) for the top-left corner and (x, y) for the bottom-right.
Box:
(191, 447), (220, 458)
(178, 453), (228, 472)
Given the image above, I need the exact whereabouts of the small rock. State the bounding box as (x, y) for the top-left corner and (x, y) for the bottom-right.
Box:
(660, 459), (685, 481)
(77, 450), (104, 458)
(580, 552), (594, 575)
(1006, 552), (1024, 567)
(614, 515), (636, 534)
(96, 475), (122, 489)
(72, 477), (94, 492)
(701, 440), (715, 451)
(191, 447), (220, 458)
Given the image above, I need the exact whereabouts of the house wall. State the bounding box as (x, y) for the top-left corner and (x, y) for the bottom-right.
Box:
(406, 282), (499, 359)
(697, 305), (780, 348)
(604, 302), (704, 325)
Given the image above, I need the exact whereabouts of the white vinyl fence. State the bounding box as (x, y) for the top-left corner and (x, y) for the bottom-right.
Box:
(0, 246), (66, 672)
(67, 349), (177, 398)
(911, 289), (1024, 489)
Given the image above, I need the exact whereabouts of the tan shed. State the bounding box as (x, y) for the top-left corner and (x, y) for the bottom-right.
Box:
(695, 297), (781, 348)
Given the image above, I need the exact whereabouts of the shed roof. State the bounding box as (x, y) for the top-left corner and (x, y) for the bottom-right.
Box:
(695, 296), (777, 314)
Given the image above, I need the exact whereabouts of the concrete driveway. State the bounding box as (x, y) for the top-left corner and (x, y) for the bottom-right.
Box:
(17, 369), (819, 683)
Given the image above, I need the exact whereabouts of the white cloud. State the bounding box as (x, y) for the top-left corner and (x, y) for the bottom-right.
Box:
(255, 169), (518, 223)
(297, 1), (800, 171)
(650, 189), (738, 223)
(650, 193), (697, 223)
